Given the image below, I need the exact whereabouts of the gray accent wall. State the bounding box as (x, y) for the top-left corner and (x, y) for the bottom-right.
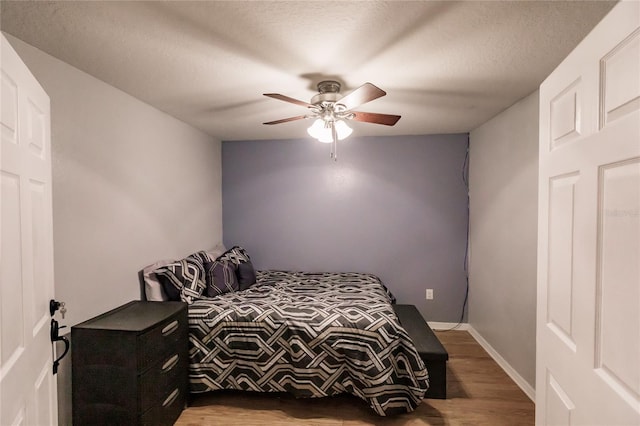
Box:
(222, 134), (469, 324)
(468, 90), (539, 389)
(6, 34), (223, 425)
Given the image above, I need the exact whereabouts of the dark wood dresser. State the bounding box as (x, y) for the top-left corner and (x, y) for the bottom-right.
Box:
(72, 301), (188, 426)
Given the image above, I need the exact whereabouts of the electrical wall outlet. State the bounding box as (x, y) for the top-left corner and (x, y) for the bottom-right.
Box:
(426, 289), (434, 300)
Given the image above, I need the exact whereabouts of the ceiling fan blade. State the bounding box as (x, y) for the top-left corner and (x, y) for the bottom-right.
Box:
(337, 83), (386, 110)
(263, 115), (309, 125)
(263, 93), (313, 108)
(350, 111), (401, 126)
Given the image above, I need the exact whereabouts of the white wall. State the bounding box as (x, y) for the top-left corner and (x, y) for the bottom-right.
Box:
(5, 33), (223, 425)
(468, 91), (539, 391)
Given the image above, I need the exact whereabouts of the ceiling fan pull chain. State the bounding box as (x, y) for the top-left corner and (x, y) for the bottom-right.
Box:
(332, 123), (338, 161)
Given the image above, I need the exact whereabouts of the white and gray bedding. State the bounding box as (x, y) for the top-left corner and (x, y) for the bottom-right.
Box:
(187, 270), (429, 416)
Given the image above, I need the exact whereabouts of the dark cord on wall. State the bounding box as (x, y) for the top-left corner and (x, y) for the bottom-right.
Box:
(442, 135), (470, 331)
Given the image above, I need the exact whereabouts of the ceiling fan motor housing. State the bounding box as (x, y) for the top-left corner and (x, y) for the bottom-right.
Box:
(317, 80), (341, 93)
(311, 80), (344, 106)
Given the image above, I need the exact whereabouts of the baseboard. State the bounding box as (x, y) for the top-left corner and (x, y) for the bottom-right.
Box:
(467, 326), (536, 402)
(428, 321), (470, 331)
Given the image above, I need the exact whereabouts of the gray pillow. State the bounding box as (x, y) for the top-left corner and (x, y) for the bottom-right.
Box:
(141, 259), (174, 301)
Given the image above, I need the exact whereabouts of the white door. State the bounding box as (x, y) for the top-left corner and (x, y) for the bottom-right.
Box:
(536, 2), (640, 425)
(0, 34), (57, 425)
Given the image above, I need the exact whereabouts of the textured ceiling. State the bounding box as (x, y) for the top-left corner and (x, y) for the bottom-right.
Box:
(1, 1), (615, 141)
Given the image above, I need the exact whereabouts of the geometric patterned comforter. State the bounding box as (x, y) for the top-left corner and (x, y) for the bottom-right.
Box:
(187, 270), (429, 416)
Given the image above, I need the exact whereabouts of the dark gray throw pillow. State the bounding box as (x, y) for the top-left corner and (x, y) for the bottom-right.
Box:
(237, 260), (257, 290)
(205, 259), (239, 297)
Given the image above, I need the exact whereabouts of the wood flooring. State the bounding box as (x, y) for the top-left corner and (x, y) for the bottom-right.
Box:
(175, 330), (535, 426)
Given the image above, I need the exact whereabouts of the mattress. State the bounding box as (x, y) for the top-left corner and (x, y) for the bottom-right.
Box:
(187, 270), (429, 416)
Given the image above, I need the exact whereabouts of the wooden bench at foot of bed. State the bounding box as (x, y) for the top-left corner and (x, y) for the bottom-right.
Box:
(392, 304), (448, 399)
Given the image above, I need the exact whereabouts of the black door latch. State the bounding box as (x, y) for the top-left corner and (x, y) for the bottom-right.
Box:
(49, 299), (69, 374)
(50, 318), (69, 375)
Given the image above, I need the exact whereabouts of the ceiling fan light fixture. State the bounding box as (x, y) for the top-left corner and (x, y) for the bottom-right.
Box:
(307, 119), (352, 143)
(307, 118), (331, 142)
(334, 120), (352, 140)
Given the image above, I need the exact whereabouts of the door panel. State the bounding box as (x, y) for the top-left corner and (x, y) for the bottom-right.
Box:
(600, 29), (640, 127)
(1, 71), (18, 146)
(545, 372), (575, 425)
(546, 173), (579, 351)
(30, 179), (49, 333)
(0, 171), (24, 369)
(550, 79), (583, 148)
(595, 158), (640, 406)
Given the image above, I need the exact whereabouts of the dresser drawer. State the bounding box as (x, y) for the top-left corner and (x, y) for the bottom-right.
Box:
(73, 364), (136, 408)
(139, 351), (188, 412)
(140, 387), (185, 426)
(138, 312), (187, 370)
(74, 403), (135, 426)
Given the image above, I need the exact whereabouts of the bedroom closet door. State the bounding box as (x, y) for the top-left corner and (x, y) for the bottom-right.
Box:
(0, 34), (57, 425)
(536, 2), (639, 425)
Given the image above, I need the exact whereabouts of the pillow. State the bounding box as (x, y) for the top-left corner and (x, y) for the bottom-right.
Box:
(154, 264), (183, 301)
(237, 260), (256, 290)
(205, 259), (239, 297)
(140, 259), (174, 301)
(155, 254), (206, 304)
(217, 246), (251, 265)
(223, 246), (257, 290)
(189, 250), (214, 264)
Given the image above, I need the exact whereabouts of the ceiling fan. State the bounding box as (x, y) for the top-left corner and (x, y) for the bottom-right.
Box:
(263, 81), (401, 160)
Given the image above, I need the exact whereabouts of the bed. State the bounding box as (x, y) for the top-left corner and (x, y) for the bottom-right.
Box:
(140, 248), (429, 416)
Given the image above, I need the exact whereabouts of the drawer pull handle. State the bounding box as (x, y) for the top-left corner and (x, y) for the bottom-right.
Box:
(162, 354), (179, 372)
(162, 389), (179, 407)
(161, 320), (179, 336)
